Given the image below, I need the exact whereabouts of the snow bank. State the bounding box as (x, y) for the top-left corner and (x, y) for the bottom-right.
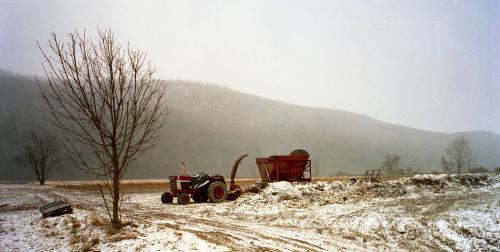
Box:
(234, 174), (500, 214)
(403, 173), (496, 187)
(228, 173), (500, 251)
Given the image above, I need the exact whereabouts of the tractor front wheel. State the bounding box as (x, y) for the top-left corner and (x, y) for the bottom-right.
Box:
(161, 192), (173, 204)
(207, 181), (228, 203)
(177, 192), (190, 205)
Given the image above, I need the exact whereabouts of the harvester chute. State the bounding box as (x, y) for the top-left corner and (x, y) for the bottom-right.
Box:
(227, 154), (248, 201)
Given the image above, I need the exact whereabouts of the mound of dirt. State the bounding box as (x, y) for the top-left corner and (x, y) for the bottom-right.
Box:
(237, 174), (499, 209)
(400, 173), (496, 194)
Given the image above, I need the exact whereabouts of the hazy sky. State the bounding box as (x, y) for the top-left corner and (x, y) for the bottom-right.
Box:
(1, 0), (499, 134)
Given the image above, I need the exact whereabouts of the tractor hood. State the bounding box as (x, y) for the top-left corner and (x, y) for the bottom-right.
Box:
(191, 172), (211, 190)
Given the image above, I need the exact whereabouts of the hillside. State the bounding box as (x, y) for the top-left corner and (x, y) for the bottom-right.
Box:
(1, 70), (499, 180)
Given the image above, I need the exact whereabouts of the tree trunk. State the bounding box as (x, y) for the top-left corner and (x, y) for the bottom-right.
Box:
(112, 169), (120, 229)
(40, 162), (45, 185)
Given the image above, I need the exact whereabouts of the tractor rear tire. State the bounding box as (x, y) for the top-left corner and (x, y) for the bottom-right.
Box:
(192, 189), (208, 203)
(161, 192), (173, 204)
(207, 181), (228, 203)
(177, 192), (190, 205)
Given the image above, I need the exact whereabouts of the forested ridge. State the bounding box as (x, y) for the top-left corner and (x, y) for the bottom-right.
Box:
(1, 70), (499, 180)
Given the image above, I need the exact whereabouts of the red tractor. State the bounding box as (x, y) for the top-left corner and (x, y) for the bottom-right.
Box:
(161, 154), (247, 205)
(161, 173), (228, 204)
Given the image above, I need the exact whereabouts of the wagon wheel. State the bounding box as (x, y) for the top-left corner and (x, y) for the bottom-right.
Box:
(192, 188), (208, 203)
(161, 192), (173, 204)
(177, 192), (190, 205)
(207, 181), (228, 203)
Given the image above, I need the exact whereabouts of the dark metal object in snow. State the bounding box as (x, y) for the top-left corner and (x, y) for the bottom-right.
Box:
(364, 169), (381, 182)
(39, 200), (73, 218)
(256, 149), (312, 184)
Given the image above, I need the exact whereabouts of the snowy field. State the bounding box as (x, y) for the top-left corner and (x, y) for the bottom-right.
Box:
(1, 174), (499, 251)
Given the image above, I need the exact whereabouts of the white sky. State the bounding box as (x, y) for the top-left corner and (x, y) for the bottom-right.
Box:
(1, 0), (499, 134)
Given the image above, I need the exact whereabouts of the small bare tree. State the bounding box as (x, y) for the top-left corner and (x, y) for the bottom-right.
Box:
(445, 136), (472, 174)
(381, 154), (402, 174)
(440, 155), (452, 173)
(37, 29), (167, 229)
(13, 132), (61, 185)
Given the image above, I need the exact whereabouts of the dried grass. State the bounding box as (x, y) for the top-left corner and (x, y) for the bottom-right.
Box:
(48, 175), (409, 193)
(89, 213), (107, 228)
(81, 237), (100, 252)
(71, 218), (82, 230)
(41, 219), (50, 229)
(108, 231), (139, 242)
(64, 215), (102, 251)
(69, 234), (81, 245)
(51, 180), (168, 191)
(70, 234), (100, 251)
(315, 175), (409, 183)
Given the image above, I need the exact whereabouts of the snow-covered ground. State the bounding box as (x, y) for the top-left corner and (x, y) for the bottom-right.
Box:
(1, 174), (499, 251)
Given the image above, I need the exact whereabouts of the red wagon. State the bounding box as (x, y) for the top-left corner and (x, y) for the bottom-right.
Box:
(256, 149), (312, 183)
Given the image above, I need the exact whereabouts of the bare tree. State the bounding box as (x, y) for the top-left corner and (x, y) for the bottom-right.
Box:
(440, 156), (452, 174)
(13, 132), (60, 185)
(37, 29), (167, 229)
(445, 136), (472, 174)
(468, 155), (478, 173)
(405, 166), (415, 175)
(381, 154), (402, 174)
